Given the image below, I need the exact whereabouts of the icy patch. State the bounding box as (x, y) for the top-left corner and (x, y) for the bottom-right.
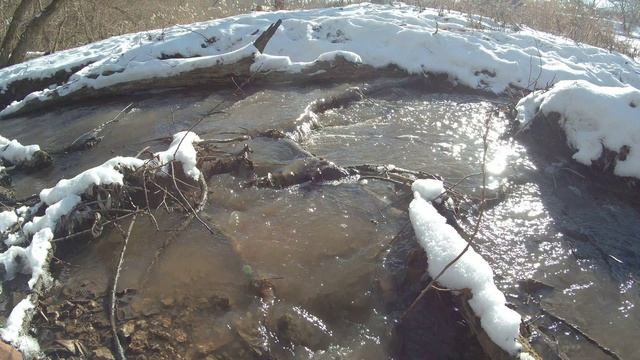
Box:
(409, 179), (521, 354)
(0, 135), (40, 164)
(517, 80), (640, 179)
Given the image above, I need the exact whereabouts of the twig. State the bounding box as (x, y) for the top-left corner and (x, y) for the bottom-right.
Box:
(65, 102), (133, 152)
(110, 213), (137, 360)
(174, 24), (214, 44)
(358, 175), (408, 186)
(196, 173), (208, 213)
(51, 212), (141, 243)
(402, 116), (491, 320)
(170, 163), (214, 234)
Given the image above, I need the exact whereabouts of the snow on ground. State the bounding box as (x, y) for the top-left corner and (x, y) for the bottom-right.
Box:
(1, 3), (640, 118)
(409, 179), (522, 355)
(0, 135), (40, 165)
(0, 132), (201, 357)
(517, 80), (640, 179)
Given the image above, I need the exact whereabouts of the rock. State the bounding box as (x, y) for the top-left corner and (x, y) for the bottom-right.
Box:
(209, 294), (231, 312)
(160, 296), (175, 307)
(0, 341), (22, 360)
(0, 169), (10, 186)
(274, 307), (331, 351)
(173, 329), (188, 343)
(0, 185), (14, 204)
(120, 321), (135, 338)
(22, 150), (53, 170)
(92, 346), (115, 360)
(128, 330), (149, 353)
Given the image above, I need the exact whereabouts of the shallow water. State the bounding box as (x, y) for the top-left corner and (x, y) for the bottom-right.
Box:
(1, 82), (638, 359)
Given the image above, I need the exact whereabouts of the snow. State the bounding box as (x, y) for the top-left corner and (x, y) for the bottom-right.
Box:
(0, 228), (52, 289)
(0, 131), (202, 357)
(411, 178), (445, 201)
(0, 135), (40, 164)
(0, 298), (40, 357)
(517, 80), (640, 179)
(23, 196), (81, 235)
(154, 131), (202, 180)
(0, 210), (18, 233)
(37, 132), (201, 209)
(409, 179), (522, 354)
(39, 157), (145, 205)
(1, 3), (639, 118)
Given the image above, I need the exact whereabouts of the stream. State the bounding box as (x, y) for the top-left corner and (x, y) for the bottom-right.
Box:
(0, 80), (638, 359)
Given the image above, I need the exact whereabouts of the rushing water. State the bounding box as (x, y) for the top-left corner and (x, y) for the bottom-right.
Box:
(1, 81), (638, 359)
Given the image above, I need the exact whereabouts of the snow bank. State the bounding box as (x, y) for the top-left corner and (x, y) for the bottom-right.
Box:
(517, 80), (640, 179)
(0, 135), (40, 164)
(409, 179), (521, 354)
(2, 3), (639, 117)
(0, 131), (202, 357)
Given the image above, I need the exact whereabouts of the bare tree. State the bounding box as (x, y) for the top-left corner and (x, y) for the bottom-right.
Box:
(2, 0), (67, 67)
(611, 0), (640, 33)
(0, 0), (38, 66)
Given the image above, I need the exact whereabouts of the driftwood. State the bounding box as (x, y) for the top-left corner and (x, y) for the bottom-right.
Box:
(0, 21), (471, 121)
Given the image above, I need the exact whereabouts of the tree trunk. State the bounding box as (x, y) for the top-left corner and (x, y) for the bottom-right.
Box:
(5, 0), (66, 67)
(0, 0), (38, 67)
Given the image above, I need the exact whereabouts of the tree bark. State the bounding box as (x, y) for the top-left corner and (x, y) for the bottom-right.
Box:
(5, 0), (67, 67)
(0, 0), (38, 67)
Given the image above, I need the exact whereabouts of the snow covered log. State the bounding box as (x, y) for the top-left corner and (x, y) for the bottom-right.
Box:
(3, 4), (639, 120)
(0, 62), (90, 111)
(409, 179), (538, 359)
(0, 19), (284, 120)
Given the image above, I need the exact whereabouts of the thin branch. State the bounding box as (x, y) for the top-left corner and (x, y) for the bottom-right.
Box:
(402, 115), (491, 319)
(170, 163), (214, 234)
(110, 213), (137, 360)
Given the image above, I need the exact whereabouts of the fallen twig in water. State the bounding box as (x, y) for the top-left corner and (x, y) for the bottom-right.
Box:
(110, 213), (137, 360)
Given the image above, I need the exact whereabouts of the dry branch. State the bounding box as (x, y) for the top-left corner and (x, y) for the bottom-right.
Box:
(110, 214), (137, 360)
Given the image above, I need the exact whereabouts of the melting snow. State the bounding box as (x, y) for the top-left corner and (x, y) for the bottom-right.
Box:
(517, 80), (640, 179)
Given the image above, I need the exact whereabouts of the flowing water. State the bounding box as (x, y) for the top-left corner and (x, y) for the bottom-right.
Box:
(1, 81), (638, 359)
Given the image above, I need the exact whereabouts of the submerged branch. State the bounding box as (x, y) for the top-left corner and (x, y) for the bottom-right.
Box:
(110, 213), (137, 360)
